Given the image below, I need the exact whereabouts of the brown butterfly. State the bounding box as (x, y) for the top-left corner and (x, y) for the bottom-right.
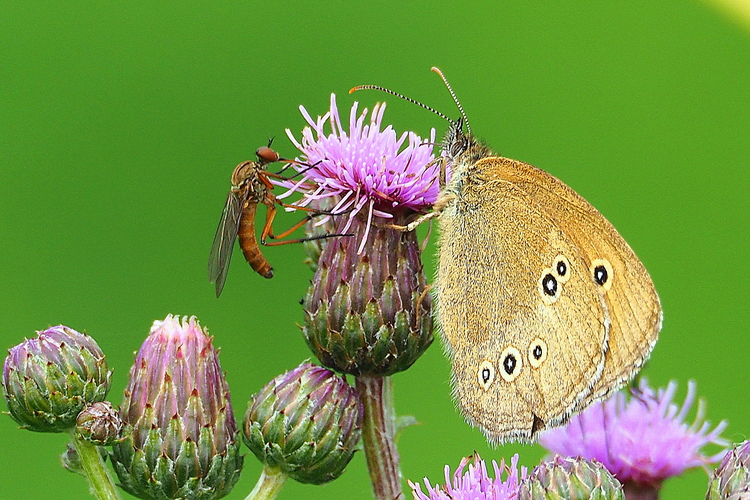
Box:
(352, 68), (661, 443)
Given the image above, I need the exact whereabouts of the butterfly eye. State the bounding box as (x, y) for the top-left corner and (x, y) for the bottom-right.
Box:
(553, 255), (571, 283)
(528, 338), (548, 368)
(499, 346), (523, 382)
(478, 360), (495, 391)
(538, 269), (561, 304)
(591, 258), (614, 291)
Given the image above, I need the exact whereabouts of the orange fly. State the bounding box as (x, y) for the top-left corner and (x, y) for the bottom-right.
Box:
(208, 145), (335, 297)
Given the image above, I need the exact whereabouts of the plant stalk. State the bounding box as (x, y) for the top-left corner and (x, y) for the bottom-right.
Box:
(72, 432), (121, 500)
(623, 482), (659, 500)
(244, 466), (288, 500)
(356, 374), (403, 500)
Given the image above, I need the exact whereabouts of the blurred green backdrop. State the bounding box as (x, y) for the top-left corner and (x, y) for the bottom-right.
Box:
(2, 1), (749, 499)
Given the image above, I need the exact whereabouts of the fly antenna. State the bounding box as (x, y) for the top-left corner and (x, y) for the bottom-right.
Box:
(349, 84), (456, 126)
(430, 67), (470, 135)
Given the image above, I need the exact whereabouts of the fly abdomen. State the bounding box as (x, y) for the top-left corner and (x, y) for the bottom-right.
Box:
(238, 203), (274, 279)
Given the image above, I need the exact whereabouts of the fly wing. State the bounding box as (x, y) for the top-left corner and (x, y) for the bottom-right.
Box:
(208, 189), (248, 297)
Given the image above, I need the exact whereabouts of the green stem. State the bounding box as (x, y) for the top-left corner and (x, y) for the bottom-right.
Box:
(72, 433), (122, 500)
(244, 466), (288, 500)
(356, 375), (403, 500)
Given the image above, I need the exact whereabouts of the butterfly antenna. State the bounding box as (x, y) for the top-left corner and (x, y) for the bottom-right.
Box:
(349, 84), (456, 126)
(431, 67), (470, 136)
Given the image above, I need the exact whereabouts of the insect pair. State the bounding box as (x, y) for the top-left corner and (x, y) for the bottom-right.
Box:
(207, 144), (344, 297)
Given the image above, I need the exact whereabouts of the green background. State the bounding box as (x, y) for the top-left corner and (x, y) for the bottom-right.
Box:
(2, 1), (748, 499)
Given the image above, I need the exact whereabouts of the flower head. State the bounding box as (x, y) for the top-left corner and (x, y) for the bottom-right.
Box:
(519, 455), (624, 500)
(76, 400), (125, 446)
(707, 440), (750, 500)
(286, 96), (435, 376)
(2, 325), (111, 433)
(410, 453), (526, 500)
(282, 93), (437, 252)
(243, 362), (362, 485)
(539, 379), (727, 491)
(111, 315), (242, 500)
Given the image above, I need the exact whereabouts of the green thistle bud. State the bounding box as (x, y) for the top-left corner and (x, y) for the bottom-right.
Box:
(76, 400), (125, 446)
(111, 315), (242, 500)
(707, 440), (750, 500)
(2, 325), (111, 433)
(243, 362), (363, 484)
(519, 456), (625, 500)
(303, 214), (433, 376)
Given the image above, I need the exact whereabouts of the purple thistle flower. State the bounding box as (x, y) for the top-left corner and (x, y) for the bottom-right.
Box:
(281, 93), (437, 252)
(409, 453), (527, 500)
(538, 379), (727, 493)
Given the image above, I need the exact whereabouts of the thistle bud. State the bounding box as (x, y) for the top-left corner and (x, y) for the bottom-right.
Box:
(707, 440), (750, 500)
(519, 456), (625, 500)
(303, 214), (433, 376)
(2, 325), (111, 433)
(111, 315), (242, 500)
(243, 362), (362, 484)
(75, 400), (125, 446)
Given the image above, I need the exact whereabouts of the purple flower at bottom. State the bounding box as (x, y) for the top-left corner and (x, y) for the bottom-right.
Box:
(539, 379), (727, 490)
(281, 93), (437, 252)
(410, 453), (527, 500)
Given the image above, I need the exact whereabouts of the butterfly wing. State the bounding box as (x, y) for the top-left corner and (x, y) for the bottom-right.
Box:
(437, 157), (613, 443)
(498, 158), (661, 410)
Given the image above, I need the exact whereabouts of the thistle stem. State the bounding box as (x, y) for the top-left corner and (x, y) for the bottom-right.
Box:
(623, 482), (659, 500)
(245, 466), (288, 500)
(356, 374), (403, 500)
(72, 432), (122, 500)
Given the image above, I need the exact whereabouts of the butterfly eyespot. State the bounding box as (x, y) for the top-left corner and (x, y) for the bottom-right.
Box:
(528, 337), (548, 369)
(538, 269), (560, 304)
(478, 360), (495, 391)
(542, 274), (557, 295)
(553, 255), (571, 283)
(499, 346), (522, 382)
(591, 258), (613, 291)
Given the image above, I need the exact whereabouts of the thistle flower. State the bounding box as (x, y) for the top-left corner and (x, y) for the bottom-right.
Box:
(285, 94), (436, 376)
(2, 325), (111, 433)
(243, 362), (362, 485)
(539, 380), (727, 497)
(282, 93), (439, 251)
(519, 456), (625, 500)
(409, 453), (526, 500)
(111, 315), (242, 500)
(706, 440), (750, 500)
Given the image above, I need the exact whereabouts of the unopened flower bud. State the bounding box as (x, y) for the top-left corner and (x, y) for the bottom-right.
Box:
(2, 325), (111, 433)
(111, 315), (242, 500)
(75, 401), (124, 446)
(707, 440), (750, 500)
(519, 456), (625, 500)
(243, 362), (362, 484)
